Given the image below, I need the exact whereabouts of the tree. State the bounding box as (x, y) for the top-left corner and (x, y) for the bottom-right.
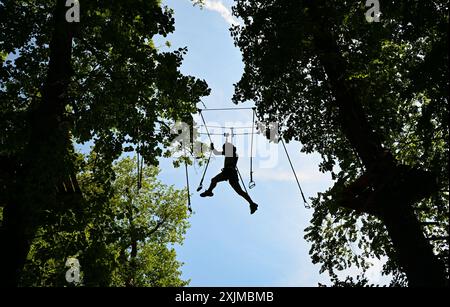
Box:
(19, 156), (190, 287)
(0, 0), (209, 286)
(231, 0), (448, 286)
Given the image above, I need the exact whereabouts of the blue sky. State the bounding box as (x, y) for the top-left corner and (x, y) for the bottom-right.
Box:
(155, 0), (335, 286)
(3, 0), (389, 286)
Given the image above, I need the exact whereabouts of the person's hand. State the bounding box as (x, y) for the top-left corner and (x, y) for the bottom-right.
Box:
(210, 143), (215, 150)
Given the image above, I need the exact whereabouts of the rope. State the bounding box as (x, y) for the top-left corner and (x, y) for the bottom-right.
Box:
(138, 153), (143, 190)
(183, 145), (193, 213)
(249, 108), (256, 189)
(197, 109), (214, 192)
(184, 161), (192, 213)
(281, 139), (310, 209)
(198, 109), (213, 144)
(197, 152), (211, 192)
(137, 148), (141, 190)
(236, 168), (249, 195)
(136, 141), (144, 191)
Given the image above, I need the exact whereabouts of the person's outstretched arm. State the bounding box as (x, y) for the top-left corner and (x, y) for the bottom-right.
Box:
(211, 143), (223, 155)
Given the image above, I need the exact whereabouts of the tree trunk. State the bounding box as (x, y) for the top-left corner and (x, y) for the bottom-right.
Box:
(0, 0), (76, 286)
(307, 1), (448, 286)
(125, 191), (138, 287)
(381, 207), (447, 287)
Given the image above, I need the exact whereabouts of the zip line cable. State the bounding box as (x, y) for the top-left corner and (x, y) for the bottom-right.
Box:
(198, 132), (257, 136)
(199, 124), (254, 130)
(280, 139), (310, 209)
(198, 107), (255, 112)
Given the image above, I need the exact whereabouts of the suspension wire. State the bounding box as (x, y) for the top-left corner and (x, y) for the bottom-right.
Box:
(200, 100), (208, 109)
(198, 107), (256, 112)
(198, 109), (213, 144)
(137, 145), (140, 190)
(138, 151), (144, 191)
(197, 109), (213, 192)
(136, 139), (144, 191)
(249, 108), (256, 189)
(199, 124), (254, 129)
(183, 144), (193, 213)
(140, 154), (144, 177)
(199, 132), (257, 136)
(197, 153), (211, 192)
(280, 139), (310, 209)
(237, 168), (249, 195)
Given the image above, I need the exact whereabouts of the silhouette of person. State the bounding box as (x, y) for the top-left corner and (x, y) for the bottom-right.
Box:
(200, 142), (258, 214)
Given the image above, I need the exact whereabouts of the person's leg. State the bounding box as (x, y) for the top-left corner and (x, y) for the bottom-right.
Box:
(201, 172), (227, 197)
(208, 172), (228, 192)
(228, 176), (258, 214)
(229, 179), (253, 204)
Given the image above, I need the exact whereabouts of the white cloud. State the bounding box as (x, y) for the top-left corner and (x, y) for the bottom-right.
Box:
(203, 0), (241, 26)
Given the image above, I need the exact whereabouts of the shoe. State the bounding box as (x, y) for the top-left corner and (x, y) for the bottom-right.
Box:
(250, 203), (258, 214)
(200, 190), (214, 197)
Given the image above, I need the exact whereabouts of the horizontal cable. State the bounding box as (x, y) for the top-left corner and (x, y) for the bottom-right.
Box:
(198, 107), (256, 112)
(199, 132), (258, 136)
(199, 124), (255, 129)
